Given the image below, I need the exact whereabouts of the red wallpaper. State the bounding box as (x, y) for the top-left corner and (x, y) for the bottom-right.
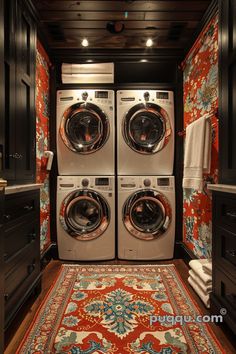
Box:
(182, 15), (218, 258)
(36, 41), (51, 254)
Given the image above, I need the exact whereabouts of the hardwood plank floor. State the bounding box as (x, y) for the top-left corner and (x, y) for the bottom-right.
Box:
(4, 259), (236, 353)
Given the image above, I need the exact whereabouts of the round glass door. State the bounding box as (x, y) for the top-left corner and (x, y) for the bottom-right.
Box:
(123, 103), (171, 154)
(60, 189), (110, 240)
(123, 190), (172, 240)
(60, 102), (110, 154)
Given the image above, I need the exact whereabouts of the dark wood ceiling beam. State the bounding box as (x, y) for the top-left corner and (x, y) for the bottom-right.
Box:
(60, 28), (194, 36)
(36, 1), (210, 12)
(46, 20), (198, 30)
(40, 11), (204, 22)
(49, 40), (187, 49)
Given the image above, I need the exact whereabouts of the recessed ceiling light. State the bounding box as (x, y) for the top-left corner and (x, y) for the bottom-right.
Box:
(81, 38), (89, 47)
(87, 59), (93, 62)
(146, 38), (153, 47)
(140, 59), (148, 62)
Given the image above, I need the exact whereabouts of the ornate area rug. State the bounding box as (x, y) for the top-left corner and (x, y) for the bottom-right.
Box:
(17, 265), (224, 353)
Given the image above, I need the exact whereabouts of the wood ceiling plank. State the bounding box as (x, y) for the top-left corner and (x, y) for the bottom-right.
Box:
(35, 1), (210, 12)
(47, 20), (198, 30)
(61, 28), (194, 36)
(40, 11), (203, 22)
(48, 36), (187, 49)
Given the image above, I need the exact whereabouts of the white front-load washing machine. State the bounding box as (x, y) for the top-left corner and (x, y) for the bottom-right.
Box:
(118, 176), (175, 260)
(57, 175), (115, 260)
(57, 89), (115, 175)
(117, 90), (174, 175)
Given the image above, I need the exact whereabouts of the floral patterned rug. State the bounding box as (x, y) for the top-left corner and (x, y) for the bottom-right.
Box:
(17, 265), (224, 353)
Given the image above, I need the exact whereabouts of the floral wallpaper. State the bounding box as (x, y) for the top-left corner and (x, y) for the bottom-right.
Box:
(36, 40), (51, 254)
(182, 14), (218, 258)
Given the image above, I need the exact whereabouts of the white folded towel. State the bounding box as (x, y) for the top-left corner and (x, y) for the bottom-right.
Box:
(189, 259), (212, 285)
(183, 115), (212, 191)
(202, 261), (212, 275)
(188, 276), (210, 308)
(189, 270), (212, 294)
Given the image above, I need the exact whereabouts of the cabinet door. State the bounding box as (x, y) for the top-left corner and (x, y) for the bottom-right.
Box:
(219, 0), (236, 183)
(15, 0), (36, 183)
(0, 0), (4, 179)
(0, 188), (4, 353)
(2, 0), (16, 181)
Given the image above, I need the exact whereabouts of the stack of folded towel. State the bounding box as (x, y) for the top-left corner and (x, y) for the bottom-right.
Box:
(188, 259), (212, 308)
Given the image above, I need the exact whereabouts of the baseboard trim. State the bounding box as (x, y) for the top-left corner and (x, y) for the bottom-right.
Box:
(175, 241), (196, 265)
(40, 243), (58, 268)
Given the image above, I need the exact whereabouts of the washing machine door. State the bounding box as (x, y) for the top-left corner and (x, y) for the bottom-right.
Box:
(60, 102), (110, 154)
(60, 189), (110, 240)
(123, 189), (172, 240)
(123, 103), (171, 154)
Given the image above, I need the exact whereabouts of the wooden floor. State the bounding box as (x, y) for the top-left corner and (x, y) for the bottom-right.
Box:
(4, 259), (236, 353)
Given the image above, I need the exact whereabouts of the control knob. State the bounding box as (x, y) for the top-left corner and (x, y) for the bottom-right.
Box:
(82, 178), (89, 187)
(143, 178), (151, 187)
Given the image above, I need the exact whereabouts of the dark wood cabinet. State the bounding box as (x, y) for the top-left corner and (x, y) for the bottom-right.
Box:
(219, 0), (236, 184)
(2, 0), (36, 184)
(0, 187), (5, 354)
(3, 189), (41, 329)
(211, 191), (236, 335)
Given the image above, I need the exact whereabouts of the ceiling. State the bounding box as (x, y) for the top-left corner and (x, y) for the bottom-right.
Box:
(31, 0), (212, 52)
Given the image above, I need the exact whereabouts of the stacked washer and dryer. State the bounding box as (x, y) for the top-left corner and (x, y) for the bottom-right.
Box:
(117, 90), (176, 260)
(56, 88), (175, 261)
(56, 90), (115, 260)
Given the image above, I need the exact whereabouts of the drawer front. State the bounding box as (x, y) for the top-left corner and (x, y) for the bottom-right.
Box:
(214, 194), (236, 232)
(4, 218), (39, 262)
(4, 190), (40, 226)
(214, 226), (236, 279)
(213, 267), (236, 315)
(5, 245), (40, 303)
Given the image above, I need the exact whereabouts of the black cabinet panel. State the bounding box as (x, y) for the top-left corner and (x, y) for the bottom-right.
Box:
(3, 189), (41, 329)
(0, 0), (5, 349)
(214, 194), (236, 233)
(219, 0), (236, 183)
(0, 189), (4, 354)
(214, 267), (236, 312)
(214, 226), (236, 278)
(4, 219), (39, 261)
(211, 191), (236, 334)
(1, 0), (36, 184)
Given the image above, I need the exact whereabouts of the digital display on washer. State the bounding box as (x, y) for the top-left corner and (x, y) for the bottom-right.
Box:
(95, 178), (109, 186)
(157, 178), (170, 186)
(95, 91), (108, 99)
(156, 92), (169, 99)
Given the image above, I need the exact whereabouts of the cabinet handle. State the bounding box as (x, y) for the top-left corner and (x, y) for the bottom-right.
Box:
(4, 214), (11, 221)
(9, 153), (23, 159)
(3, 253), (8, 261)
(226, 250), (236, 257)
(28, 263), (36, 274)
(24, 205), (33, 211)
(4, 294), (9, 301)
(226, 211), (236, 219)
(28, 232), (36, 242)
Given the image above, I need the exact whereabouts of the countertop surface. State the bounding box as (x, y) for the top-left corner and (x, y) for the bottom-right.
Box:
(5, 183), (43, 195)
(207, 183), (236, 194)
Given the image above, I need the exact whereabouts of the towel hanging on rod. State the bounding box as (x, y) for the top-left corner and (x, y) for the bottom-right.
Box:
(178, 108), (219, 137)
